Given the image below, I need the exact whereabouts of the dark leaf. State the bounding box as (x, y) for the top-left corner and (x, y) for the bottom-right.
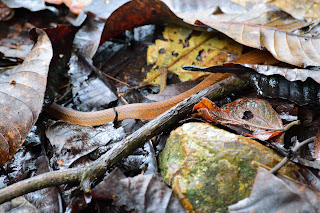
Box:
(92, 168), (186, 213)
(193, 97), (284, 140)
(229, 167), (320, 212)
(45, 120), (125, 169)
(100, 0), (189, 45)
(24, 155), (60, 212)
(67, 14), (118, 111)
(0, 28), (52, 166)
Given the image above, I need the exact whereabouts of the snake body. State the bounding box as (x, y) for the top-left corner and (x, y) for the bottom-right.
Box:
(47, 73), (230, 126)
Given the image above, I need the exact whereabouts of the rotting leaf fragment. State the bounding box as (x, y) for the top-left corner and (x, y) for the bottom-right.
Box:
(193, 97), (286, 140)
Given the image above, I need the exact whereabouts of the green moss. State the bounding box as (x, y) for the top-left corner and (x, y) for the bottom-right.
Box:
(158, 123), (299, 212)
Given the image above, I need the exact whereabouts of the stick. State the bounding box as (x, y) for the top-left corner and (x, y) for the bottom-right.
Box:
(0, 75), (249, 204)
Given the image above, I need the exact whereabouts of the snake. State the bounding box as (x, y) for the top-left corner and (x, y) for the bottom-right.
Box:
(47, 73), (231, 126)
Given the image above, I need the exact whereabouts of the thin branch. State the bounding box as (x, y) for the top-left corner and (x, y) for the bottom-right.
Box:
(270, 136), (315, 174)
(0, 75), (249, 204)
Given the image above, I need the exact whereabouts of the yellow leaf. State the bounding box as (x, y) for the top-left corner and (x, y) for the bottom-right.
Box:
(145, 25), (242, 85)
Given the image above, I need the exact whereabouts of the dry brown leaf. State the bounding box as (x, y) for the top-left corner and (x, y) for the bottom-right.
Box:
(0, 28), (52, 166)
(197, 19), (320, 67)
(193, 97), (284, 140)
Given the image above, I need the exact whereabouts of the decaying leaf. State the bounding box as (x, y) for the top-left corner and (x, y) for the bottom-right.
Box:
(193, 97), (284, 140)
(92, 168), (186, 213)
(24, 155), (59, 212)
(0, 28), (52, 166)
(229, 167), (320, 212)
(45, 120), (125, 169)
(146, 24), (242, 84)
(198, 19), (320, 67)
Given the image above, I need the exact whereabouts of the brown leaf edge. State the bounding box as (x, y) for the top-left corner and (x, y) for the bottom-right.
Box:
(198, 20), (320, 68)
(193, 97), (284, 140)
(0, 28), (53, 166)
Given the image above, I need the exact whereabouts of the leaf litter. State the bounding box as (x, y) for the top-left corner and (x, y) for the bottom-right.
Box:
(1, 0), (320, 212)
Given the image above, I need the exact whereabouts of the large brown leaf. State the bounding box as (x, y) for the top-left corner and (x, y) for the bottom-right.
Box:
(197, 19), (320, 67)
(0, 28), (52, 166)
(193, 97), (284, 140)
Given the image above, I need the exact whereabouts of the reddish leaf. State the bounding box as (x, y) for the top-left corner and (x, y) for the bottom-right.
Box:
(0, 28), (52, 166)
(193, 98), (284, 140)
(100, 0), (188, 45)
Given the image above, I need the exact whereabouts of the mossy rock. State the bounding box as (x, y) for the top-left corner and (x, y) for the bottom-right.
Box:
(158, 122), (299, 212)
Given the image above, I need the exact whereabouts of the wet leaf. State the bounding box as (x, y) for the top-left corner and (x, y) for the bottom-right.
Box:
(24, 155), (59, 212)
(193, 97), (284, 140)
(45, 120), (125, 169)
(92, 168), (186, 213)
(67, 14), (118, 111)
(229, 167), (320, 212)
(0, 28), (52, 166)
(197, 19), (320, 67)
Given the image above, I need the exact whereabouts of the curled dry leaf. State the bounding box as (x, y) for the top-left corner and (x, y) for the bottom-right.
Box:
(197, 19), (320, 67)
(0, 28), (52, 166)
(193, 98), (284, 140)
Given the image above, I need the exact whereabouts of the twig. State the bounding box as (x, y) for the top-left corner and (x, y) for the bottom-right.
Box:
(270, 136), (315, 174)
(0, 75), (249, 204)
(283, 120), (300, 131)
